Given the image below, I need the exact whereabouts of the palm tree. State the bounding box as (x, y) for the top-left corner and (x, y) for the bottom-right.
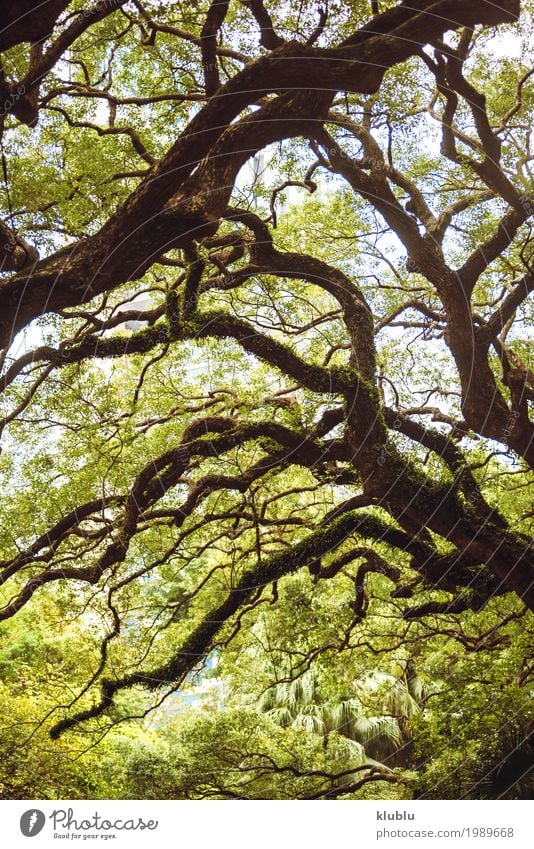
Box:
(259, 668), (422, 768)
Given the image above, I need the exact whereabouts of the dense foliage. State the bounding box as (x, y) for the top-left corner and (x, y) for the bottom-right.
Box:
(0, 0), (532, 799)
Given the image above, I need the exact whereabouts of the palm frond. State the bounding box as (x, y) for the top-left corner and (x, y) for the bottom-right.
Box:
(406, 671), (426, 704)
(328, 698), (363, 737)
(266, 706), (293, 727)
(355, 671), (420, 719)
(292, 713), (326, 735)
(328, 732), (368, 766)
(289, 672), (316, 709)
(352, 715), (403, 751)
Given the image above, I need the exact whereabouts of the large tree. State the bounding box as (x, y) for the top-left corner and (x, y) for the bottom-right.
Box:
(0, 0), (532, 798)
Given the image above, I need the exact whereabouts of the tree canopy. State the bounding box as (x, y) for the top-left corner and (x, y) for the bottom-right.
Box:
(0, 0), (532, 800)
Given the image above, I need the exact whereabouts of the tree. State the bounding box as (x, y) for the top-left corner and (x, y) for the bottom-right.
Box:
(259, 668), (420, 764)
(0, 0), (532, 799)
